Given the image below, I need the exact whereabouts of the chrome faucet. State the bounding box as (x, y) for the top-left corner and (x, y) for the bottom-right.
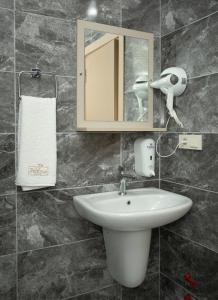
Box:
(118, 166), (136, 196)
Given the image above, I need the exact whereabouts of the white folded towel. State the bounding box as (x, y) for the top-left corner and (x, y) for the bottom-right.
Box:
(16, 96), (57, 191)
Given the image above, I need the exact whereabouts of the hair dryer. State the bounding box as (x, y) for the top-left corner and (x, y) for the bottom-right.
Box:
(150, 67), (187, 128)
(133, 73), (148, 121)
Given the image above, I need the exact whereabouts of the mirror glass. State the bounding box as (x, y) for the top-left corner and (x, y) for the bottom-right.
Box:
(84, 29), (150, 122)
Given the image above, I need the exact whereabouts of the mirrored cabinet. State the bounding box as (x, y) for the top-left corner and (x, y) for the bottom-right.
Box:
(77, 20), (166, 131)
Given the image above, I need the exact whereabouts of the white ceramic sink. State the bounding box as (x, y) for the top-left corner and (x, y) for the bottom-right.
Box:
(74, 187), (192, 288)
(74, 187), (192, 231)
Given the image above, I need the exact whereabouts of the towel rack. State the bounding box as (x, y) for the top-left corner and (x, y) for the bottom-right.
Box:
(18, 68), (58, 100)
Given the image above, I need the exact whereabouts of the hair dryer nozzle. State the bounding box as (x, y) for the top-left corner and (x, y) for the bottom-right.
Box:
(150, 75), (171, 90)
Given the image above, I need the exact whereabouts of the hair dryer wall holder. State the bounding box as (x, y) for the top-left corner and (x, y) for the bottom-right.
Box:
(150, 67), (187, 128)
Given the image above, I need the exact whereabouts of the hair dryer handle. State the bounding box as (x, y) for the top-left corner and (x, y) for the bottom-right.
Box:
(166, 88), (184, 128)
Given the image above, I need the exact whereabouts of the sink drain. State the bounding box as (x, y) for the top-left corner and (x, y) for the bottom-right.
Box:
(126, 200), (131, 205)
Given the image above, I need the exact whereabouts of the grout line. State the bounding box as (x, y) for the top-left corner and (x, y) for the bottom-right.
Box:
(160, 131), (218, 135)
(16, 179), (159, 195)
(17, 237), (100, 255)
(161, 179), (218, 195)
(160, 272), (200, 299)
(62, 284), (117, 300)
(0, 192), (16, 197)
(14, 9), (73, 23)
(162, 227), (218, 255)
(0, 252), (16, 259)
(188, 72), (218, 80)
(0, 6), (14, 12)
(12, 1), (19, 298)
(0, 132), (15, 135)
(161, 10), (218, 38)
(14, 71), (76, 79)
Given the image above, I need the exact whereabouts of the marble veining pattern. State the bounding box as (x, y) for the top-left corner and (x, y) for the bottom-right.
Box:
(0, 9), (14, 71)
(68, 285), (121, 300)
(18, 238), (113, 300)
(69, 0), (121, 26)
(161, 12), (218, 78)
(165, 73), (218, 133)
(0, 194), (16, 256)
(160, 274), (197, 300)
(121, 0), (160, 36)
(160, 133), (218, 192)
(16, 0), (71, 19)
(161, 181), (218, 253)
(57, 133), (120, 188)
(0, 134), (15, 195)
(160, 229), (218, 300)
(0, 254), (16, 300)
(0, 72), (14, 133)
(16, 0), (121, 26)
(0, 0), (14, 9)
(161, 0), (218, 35)
(17, 187), (104, 252)
(15, 11), (75, 76)
(57, 76), (76, 132)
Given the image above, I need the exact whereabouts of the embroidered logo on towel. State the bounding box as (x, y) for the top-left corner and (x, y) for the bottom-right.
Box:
(28, 164), (49, 176)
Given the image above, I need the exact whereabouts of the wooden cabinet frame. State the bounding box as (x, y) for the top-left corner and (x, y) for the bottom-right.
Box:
(77, 20), (166, 132)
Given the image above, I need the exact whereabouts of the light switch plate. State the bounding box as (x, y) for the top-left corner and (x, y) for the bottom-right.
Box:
(179, 134), (202, 150)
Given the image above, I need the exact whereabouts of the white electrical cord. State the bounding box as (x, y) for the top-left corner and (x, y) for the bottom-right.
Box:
(156, 116), (185, 158)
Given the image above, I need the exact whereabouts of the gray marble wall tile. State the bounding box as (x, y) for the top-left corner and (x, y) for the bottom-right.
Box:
(0, 72), (14, 133)
(160, 274), (197, 300)
(17, 187), (102, 252)
(16, 0), (70, 19)
(15, 11), (75, 76)
(18, 238), (113, 300)
(57, 133), (120, 188)
(126, 180), (159, 190)
(121, 0), (160, 36)
(17, 74), (76, 132)
(0, 194), (16, 255)
(154, 37), (161, 79)
(147, 229), (159, 275)
(69, 0), (121, 26)
(0, 9), (14, 71)
(16, 0), (121, 26)
(160, 133), (218, 192)
(0, 254), (16, 300)
(165, 73), (218, 133)
(161, 0), (218, 35)
(69, 285), (122, 300)
(160, 229), (218, 300)
(161, 181), (218, 253)
(57, 76), (76, 132)
(161, 12), (218, 78)
(0, 134), (15, 195)
(121, 132), (159, 180)
(122, 273), (159, 300)
(0, 0), (14, 10)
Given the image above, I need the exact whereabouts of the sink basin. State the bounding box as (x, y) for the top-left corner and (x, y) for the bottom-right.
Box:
(74, 187), (192, 231)
(74, 187), (192, 288)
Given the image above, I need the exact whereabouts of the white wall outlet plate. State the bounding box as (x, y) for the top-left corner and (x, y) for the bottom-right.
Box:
(179, 134), (202, 150)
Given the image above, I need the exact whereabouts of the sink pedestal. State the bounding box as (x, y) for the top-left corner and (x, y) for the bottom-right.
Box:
(103, 228), (151, 288)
